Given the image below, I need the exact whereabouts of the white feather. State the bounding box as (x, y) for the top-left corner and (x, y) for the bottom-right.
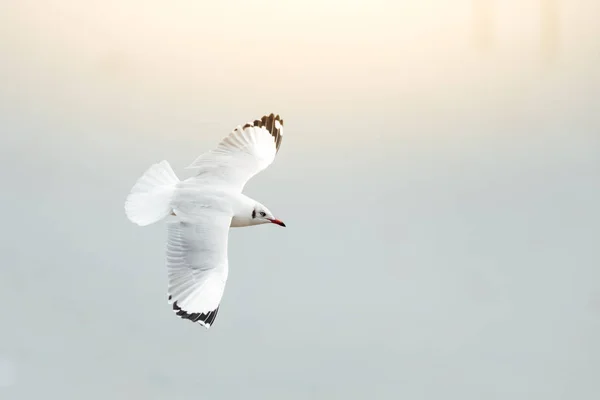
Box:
(185, 118), (283, 191)
(166, 207), (231, 328)
(124, 160), (179, 226)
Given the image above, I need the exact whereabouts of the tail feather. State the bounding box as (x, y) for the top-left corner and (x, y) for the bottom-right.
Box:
(125, 160), (180, 226)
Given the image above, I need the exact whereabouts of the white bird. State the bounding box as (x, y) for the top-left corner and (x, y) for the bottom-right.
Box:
(125, 113), (286, 329)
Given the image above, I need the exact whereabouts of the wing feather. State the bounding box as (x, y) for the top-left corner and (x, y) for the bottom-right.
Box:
(186, 113), (284, 191)
(166, 209), (232, 329)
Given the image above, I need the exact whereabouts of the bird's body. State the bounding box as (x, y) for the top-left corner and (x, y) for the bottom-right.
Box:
(124, 113), (286, 329)
(172, 185), (257, 227)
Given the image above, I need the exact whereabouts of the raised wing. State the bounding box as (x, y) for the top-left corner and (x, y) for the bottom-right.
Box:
(186, 113), (284, 192)
(166, 209), (232, 329)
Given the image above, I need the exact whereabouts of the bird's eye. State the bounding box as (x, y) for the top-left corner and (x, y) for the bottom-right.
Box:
(259, 211), (266, 217)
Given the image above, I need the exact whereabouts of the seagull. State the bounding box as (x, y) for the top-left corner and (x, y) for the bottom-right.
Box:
(124, 113), (286, 329)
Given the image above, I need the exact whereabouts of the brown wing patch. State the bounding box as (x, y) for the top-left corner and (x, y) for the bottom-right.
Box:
(245, 113), (284, 153)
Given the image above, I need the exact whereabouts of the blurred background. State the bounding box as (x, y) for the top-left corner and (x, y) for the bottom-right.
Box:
(1, 0), (599, 399)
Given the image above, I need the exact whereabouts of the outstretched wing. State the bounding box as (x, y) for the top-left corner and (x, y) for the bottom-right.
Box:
(166, 208), (232, 329)
(186, 113), (284, 192)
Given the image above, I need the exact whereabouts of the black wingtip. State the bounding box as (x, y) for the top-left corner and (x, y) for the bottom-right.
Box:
(172, 301), (220, 328)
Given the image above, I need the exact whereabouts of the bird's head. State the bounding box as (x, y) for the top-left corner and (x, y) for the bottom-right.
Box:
(251, 204), (286, 227)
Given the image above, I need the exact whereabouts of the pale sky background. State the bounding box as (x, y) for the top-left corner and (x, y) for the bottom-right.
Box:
(1, 0), (599, 399)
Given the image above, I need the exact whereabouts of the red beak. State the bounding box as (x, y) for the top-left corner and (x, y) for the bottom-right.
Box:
(268, 219), (286, 227)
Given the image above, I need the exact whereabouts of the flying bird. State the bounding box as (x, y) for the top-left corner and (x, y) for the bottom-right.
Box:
(125, 113), (286, 329)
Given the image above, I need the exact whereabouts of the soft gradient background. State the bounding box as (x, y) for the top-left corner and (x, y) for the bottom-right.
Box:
(1, 0), (599, 399)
